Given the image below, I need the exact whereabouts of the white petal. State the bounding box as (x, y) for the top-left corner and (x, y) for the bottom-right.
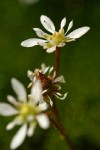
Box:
(39, 101), (48, 111)
(21, 38), (47, 47)
(60, 17), (66, 29)
(6, 121), (16, 130)
(66, 26), (90, 39)
(7, 95), (17, 105)
(27, 70), (34, 81)
(49, 66), (54, 74)
(41, 63), (46, 72)
(41, 63), (50, 74)
(0, 103), (18, 116)
(54, 92), (68, 100)
(43, 66), (50, 74)
(10, 124), (27, 150)
(43, 67), (50, 74)
(50, 99), (53, 106)
(66, 20), (73, 33)
(42, 89), (48, 94)
(55, 92), (62, 96)
(47, 96), (53, 106)
(36, 114), (49, 129)
(27, 123), (36, 137)
(40, 15), (55, 33)
(46, 46), (56, 53)
(54, 75), (66, 83)
(11, 78), (27, 102)
(6, 117), (23, 130)
(31, 80), (42, 104)
(53, 71), (56, 78)
(28, 82), (33, 88)
(33, 28), (48, 38)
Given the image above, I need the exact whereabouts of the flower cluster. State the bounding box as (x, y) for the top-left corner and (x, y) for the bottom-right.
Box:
(0, 15), (90, 149)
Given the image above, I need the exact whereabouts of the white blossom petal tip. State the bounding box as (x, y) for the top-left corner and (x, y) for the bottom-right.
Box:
(27, 70), (34, 81)
(54, 75), (66, 83)
(49, 66), (54, 74)
(33, 28), (47, 38)
(66, 26), (90, 39)
(11, 78), (27, 102)
(7, 95), (17, 105)
(10, 124), (27, 150)
(21, 38), (47, 47)
(36, 114), (49, 129)
(0, 103), (18, 116)
(31, 80), (42, 104)
(27, 124), (36, 137)
(6, 121), (16, 130)
(47, 96), (53, 106)
(40, 15), (55, 33)
(60, 17), (66, 29)
(39, 101), (48, 111)
(66, 20), (73, 33)
(46, 46), (56, 53)
(54, 92), (68, 100)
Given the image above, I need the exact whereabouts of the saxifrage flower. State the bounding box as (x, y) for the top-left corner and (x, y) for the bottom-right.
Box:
(21, 15), (90, 53)
(0, 78), (49, 150)
(28, 63), (68, 106)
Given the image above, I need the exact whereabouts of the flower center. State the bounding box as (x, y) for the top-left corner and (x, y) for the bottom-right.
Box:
(44, 29), (65, 47)
(19, 104), (39, 118)
(37, 72), (52, 89)
(36, 72), (59, 96)
(51, 29), (65, 45)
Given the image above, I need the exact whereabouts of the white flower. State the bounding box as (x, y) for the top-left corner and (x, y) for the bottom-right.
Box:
(28, 63), (68, 106)
(0, 78), (49, 150)
(21, 15), (90, 53)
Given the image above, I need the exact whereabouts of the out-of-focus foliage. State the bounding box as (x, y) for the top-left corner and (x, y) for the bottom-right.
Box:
(0, 0), (100, 149)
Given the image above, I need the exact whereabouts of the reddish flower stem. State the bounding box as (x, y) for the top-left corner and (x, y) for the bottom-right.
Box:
(50, 47), (77, 150)
(55, 47), (60, 78)
(50, 121), (76, 150)
(49, 105), (77, 150)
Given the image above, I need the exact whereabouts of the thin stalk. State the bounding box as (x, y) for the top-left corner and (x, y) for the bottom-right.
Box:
(55, 47), (60, 78)
(51, 47), (76, 149)
(49, 106), (76, 150)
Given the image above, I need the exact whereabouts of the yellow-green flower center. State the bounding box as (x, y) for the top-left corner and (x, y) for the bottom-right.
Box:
(44, 29), (65, 47)
(19, 104), (40, 118)
(51, 30), (65, 45)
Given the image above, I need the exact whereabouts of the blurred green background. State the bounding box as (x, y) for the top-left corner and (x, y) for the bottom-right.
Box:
(0, 0), (100, 149)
